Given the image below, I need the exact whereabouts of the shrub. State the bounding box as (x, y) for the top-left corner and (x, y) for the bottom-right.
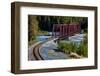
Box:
(57, 36), (88, 57)
(58, 41), (78, 54)
(76, 41), (88, 57)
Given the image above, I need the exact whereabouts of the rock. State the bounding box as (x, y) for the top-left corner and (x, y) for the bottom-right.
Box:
(69, 52), (82, 58)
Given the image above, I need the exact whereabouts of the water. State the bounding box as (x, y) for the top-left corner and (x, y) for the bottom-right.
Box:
(36, 35), (51, 42)
(69, 34), (85, 45)
(61, 34), (85, 45)
(40, 41), (70, 60)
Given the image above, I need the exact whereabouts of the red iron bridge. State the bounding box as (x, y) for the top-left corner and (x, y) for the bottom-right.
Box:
(52, 24), (81, 37)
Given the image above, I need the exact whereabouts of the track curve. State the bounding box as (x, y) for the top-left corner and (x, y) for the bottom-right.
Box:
(33, 43), (44, 60)
(32, 37), (58, 60)
(32, 36), (66, 60)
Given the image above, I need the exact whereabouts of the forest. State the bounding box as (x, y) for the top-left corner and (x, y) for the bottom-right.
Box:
(28, 15), (88, 43)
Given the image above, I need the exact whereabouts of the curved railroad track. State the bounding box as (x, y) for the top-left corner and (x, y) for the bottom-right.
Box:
(32, 36), (66, 60)
(33, 42), (44, 60)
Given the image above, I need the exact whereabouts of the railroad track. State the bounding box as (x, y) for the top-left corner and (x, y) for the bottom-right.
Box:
(33, 43), (44, 60)
(32, 37), (56, 60)
(32, 36), (65, 60)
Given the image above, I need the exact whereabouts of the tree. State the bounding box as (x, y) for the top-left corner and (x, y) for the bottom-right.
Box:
(28, 15), (39, 41)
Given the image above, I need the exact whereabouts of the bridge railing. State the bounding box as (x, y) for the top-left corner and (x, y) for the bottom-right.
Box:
(52, 24), (81, 37)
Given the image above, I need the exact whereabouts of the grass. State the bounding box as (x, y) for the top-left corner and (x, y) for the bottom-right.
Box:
(28, 35), (38, 46)
(38, 31), (49, 36)
(57, 34), (88, 57)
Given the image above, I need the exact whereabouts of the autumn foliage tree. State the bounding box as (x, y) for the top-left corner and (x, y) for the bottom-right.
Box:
(28, 15), (39, 41)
